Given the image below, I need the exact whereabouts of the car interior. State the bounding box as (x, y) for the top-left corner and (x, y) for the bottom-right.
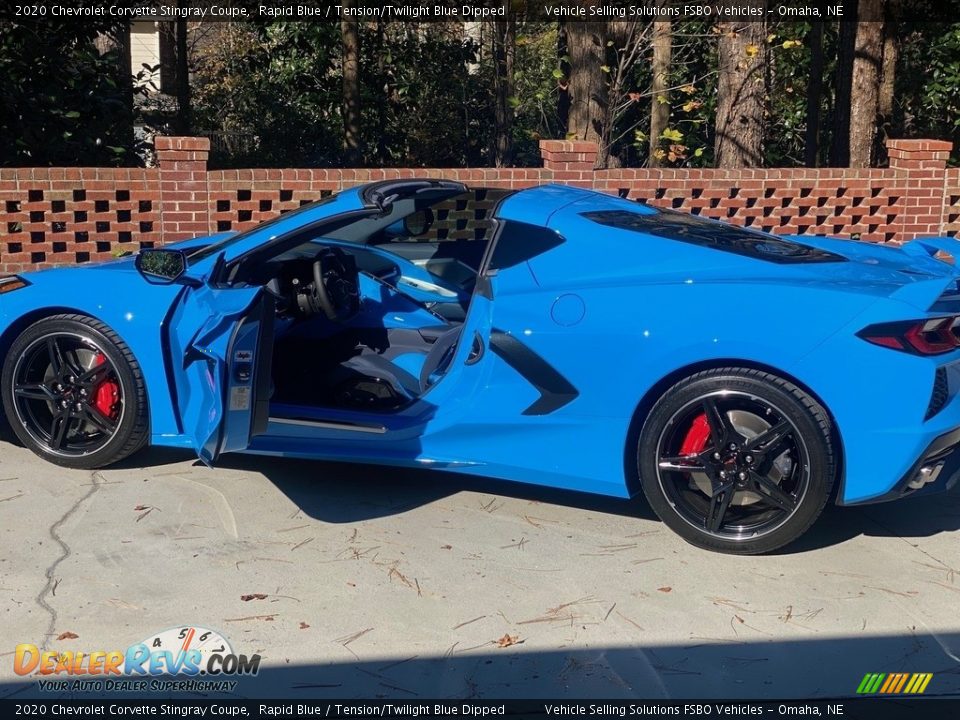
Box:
(232, 188), (511, 414)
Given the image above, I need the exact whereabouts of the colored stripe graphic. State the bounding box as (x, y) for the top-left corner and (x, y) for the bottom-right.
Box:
(892, 673), (909, 693)
(856, 673), (885, 694)
(879, 674), (896, 694)
(857, 672), (932, 694)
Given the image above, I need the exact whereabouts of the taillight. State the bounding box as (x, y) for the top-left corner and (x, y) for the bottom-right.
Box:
(858, 316), (960, 355)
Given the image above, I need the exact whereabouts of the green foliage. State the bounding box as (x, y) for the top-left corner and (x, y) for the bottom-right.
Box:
(356, 24), (487, 167)
(192, 22), (342, 167)
(0, 19), (138, 166)
(508, 23), (561, 166)
(898, 23), (960, 163)
(3, 18), (959, 169)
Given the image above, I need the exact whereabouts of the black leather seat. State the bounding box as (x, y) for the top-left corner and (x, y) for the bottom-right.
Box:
(336, 324), (463, 404)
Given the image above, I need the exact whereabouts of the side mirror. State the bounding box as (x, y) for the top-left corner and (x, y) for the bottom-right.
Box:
(135, 248), (188, 284)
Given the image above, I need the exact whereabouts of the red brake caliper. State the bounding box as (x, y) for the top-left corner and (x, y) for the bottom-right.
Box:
(680, 413), (711, 457)
(91, 353), (120, 420)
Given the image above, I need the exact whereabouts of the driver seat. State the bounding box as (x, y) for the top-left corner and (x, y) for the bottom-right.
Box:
(334, 325), (463, 408)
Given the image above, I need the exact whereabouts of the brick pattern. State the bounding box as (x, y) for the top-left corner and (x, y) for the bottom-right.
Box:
(946, 169), (960, 238)
(0, 168), (162, 272)
(156, 136), (210, 240)
(421, 188), (511, 242)
(0, 136), (954, 273)
(595, 169), (905, 242)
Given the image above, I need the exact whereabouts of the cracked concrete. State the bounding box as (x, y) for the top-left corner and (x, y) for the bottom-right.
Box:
(1, 441), (959, 699)
(34, 471), (103, 651)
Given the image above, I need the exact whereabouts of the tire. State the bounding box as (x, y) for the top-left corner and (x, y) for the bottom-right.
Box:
(638, 367), (835, 555)
(1, 314), (149, 469)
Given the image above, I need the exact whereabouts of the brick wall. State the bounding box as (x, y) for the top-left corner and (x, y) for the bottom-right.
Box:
(0, 136), (955, 273)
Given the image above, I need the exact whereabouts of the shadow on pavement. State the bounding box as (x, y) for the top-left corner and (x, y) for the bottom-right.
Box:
(212, 453), (960, 555)
(3, 431), (959, 554)
(2, 633), (959, 700)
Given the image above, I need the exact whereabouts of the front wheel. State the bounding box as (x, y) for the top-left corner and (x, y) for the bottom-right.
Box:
(1, 314), (149, 469)
(638, 368), (836, 555)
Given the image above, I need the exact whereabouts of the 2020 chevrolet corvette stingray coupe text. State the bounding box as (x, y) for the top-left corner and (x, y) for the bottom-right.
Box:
(1, 181), (958, 553)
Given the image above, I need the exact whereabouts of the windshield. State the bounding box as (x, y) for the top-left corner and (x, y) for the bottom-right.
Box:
(231, 188), (511, 293)
(187, 194), (341, 265)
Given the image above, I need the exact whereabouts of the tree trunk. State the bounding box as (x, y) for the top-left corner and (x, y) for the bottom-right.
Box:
(375, 21), (388, 163)
(829, 17), (856, 165)
(174, 15), (190, 135)
(556, 21), (570, 135)
(714, 17), (767, 168)
(341, 5), (361, 166)
(804, 22), (824, 167)
(649, 20), (671, 167)
(96, 23), (135, 148)
(565, 15), (606, 147)
(492, 10), (515, 167)
(848, 1), (884, 167)
(878, 2), (899, 160)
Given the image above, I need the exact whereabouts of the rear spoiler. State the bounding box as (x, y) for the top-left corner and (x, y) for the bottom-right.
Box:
(895, 237), (960, 311)
(900, 236), (960, 261)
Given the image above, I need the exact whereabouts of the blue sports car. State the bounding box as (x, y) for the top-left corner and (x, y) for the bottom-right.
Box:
(1, 180), (959, 553)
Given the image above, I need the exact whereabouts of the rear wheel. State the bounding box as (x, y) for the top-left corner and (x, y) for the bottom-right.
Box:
(638, 368), (835, 554)
(1, 315), (148, 468)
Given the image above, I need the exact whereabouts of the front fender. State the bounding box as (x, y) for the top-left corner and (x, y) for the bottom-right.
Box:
(0, 267), (187, 443)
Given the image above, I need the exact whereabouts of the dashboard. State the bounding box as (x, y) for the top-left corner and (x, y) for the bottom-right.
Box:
(254, 242), (472, 320)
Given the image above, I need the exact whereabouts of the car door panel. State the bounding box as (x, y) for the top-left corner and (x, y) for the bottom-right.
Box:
(167, 282), (273, 463)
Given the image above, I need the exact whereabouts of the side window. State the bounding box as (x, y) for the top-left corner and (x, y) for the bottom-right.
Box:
(387, 189), (513, 266)
(487, 221), (565, 272)
(380, 190), (514, 289)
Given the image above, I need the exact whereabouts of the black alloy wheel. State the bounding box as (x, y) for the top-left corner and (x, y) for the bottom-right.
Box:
(638, 368), (835, 554)
(2, 315), (148, 468)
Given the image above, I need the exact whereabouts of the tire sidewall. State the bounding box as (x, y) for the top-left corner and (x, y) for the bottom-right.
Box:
(2, 317), (143, 468)
(638, 370), (834, 555)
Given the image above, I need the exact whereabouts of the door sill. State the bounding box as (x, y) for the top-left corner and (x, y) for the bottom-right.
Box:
(268, 416), (387, 434)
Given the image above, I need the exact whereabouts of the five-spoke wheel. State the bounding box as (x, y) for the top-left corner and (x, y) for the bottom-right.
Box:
(639, 368), (835, 554)
(2, 315), (148, 468)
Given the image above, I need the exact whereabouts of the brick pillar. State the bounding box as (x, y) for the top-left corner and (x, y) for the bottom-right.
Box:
(539, 140), (599, 185)
(886, 138), (953, 239)
(155, 136), (210, 243)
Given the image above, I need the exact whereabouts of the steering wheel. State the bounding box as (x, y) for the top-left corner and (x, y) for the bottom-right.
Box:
(311, 247), (360, 322)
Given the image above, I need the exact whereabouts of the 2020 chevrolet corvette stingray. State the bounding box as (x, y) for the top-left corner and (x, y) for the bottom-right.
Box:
(1, 180), (958, 553)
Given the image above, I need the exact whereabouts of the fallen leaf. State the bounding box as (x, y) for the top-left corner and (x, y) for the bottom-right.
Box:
(657, 586), (672, 593)
(299, 622), (310, 630)
(495, 633), (523, 648)
(57, 632), (79, 640)
(347, 582), (356, 587)
(241, 593), (268, 602)
(133, 505), (148, 511)
(441, 544), (452, 550)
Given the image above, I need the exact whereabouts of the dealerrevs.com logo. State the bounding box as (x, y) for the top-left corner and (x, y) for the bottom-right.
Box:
(14, 626), (260, 693)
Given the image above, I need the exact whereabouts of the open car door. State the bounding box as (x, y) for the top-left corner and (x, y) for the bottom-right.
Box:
(167, 281), (274, 464)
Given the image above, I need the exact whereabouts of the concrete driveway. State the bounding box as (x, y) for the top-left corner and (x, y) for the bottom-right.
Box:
(1, 438), (959, 699)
